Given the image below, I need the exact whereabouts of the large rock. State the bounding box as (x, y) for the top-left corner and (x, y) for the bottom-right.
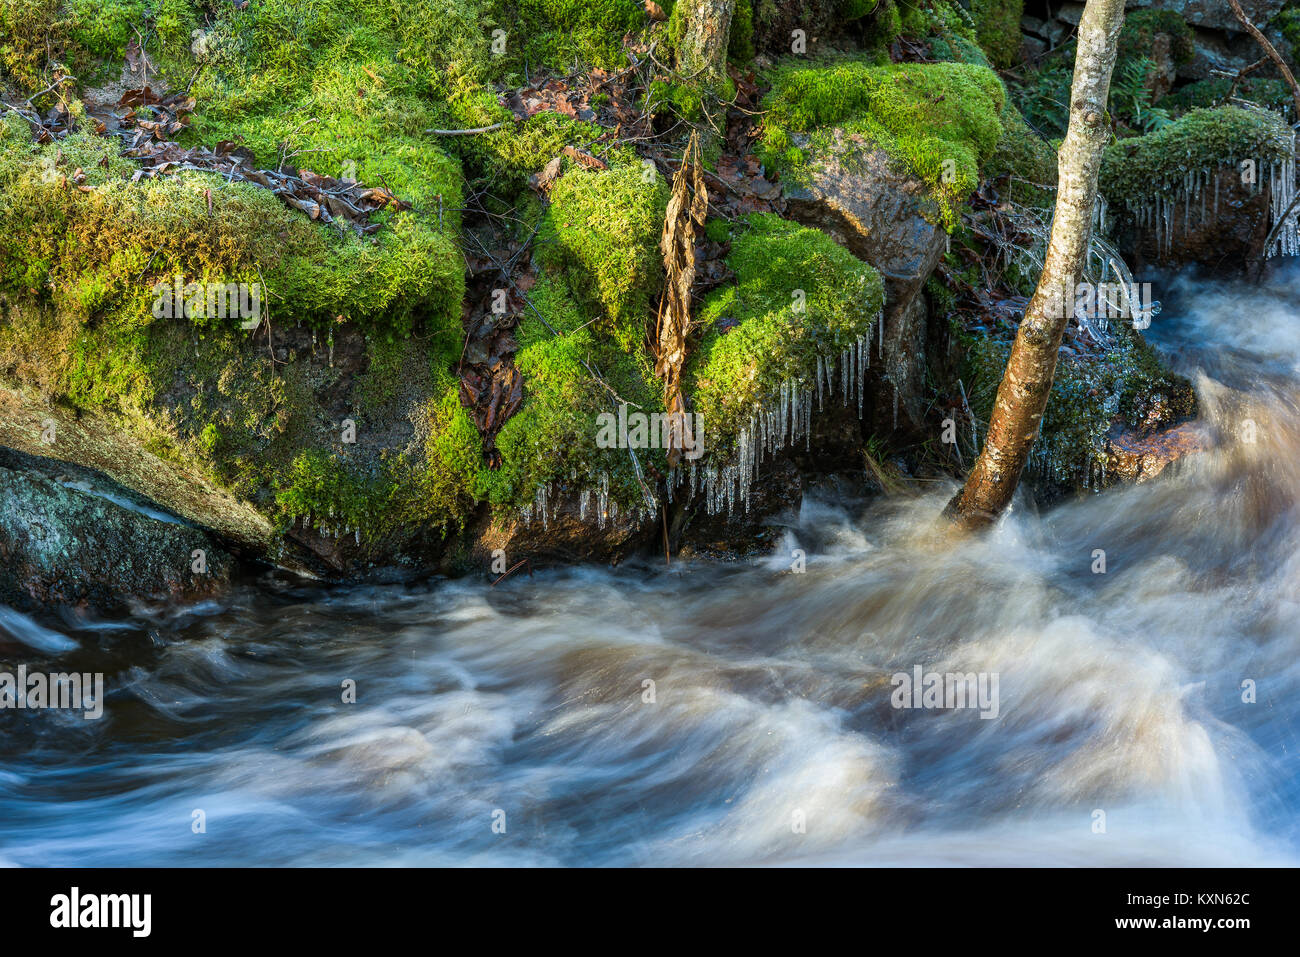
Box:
(782, 130), (947, 434)
(0, 385), (275, 554)
(1099, 106), (1296, 272)
(1179, 26), (1283, 81)
(0, 448), (233, 613)
(1125, 0), (1286, 33)
(1105, 421), (1210, 483)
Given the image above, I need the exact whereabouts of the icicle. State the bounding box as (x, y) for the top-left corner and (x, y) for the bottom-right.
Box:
(857, 335), (866, 416)
(804, 388), (812, 451)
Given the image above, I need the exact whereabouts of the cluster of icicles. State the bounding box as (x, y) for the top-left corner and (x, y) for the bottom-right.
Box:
(294, 510), (363, 545)
(1025, 440), (1111, 488)
(684, 331), (876, 517)
(518, 323), (882, 528)
(1117, 156), (1299, 258)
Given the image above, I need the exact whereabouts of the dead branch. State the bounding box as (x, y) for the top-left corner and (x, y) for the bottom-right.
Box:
(1226, 0), (1300, 119)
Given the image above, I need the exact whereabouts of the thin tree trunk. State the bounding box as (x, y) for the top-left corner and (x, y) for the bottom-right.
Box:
(945, 0), (1127, 528)
(676, 0), (736, 88)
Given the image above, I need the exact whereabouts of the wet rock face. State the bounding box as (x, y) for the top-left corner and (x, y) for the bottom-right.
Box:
(781, 132), (947, 432)
(672, 456), (803, 560)
(1117, 168), (1276, 271)
(1125, 0), (1285, 33)
(1105, 421), (1210, 483)
(1025, 1), (1294, 82)
(0, 385), (275, 554)
(0, 449), (233, 613)
(460, 490), (653, 576)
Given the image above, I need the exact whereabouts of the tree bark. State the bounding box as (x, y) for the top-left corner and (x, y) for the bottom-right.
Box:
(945, 0), (1127, 528)
(676, 0), (736, 89)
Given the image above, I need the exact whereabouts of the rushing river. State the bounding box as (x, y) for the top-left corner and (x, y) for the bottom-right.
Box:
(2, 267), (1299, 867)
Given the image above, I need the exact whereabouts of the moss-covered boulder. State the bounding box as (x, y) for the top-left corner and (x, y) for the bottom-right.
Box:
(538, 161), (670, 351)
(760, 59), (1006, 231)
(684, 214), (883, 511)
(958, 305), (1198, 493)
(1099, 106), (1298, 268)
(0, 116), (475, 572)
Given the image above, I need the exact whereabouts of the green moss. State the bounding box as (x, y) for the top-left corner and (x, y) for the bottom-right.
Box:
(1278, 2), (1300, 48)
(961, 316), (1194, 486)
(538, 160), (669, 352)
(686, 214), (884, 453)
(1163, 77), (1296, 116)
(1118, 9), (1195, 67)
(0, 118), (473, 549)
(513, 0), (646, 72)
(760, 59), (1005, 230)
(198, 421), (221, 455)
(471, 274), (660, 511)
(1099, 106), (1295, 206)
(729, 0), (755, 63)
(0, 0), (200, 94)
(648, 78), (707, 122)
(182, 2), (472, 212)
(0, 128), (464, 341)
(467, 112), (605, 188)
(703, 217), (731, 243)
(858, 0), (902, 49)
(971, 0), (1022, 69)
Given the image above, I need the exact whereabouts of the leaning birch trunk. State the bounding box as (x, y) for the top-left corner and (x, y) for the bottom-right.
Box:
(944, 0), (1126, 528)
(676, 0), (736, 90)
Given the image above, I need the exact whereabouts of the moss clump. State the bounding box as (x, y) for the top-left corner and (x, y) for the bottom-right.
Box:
(760, 59), (1005, 230)
(687, 214), (884, 453)
(1163, 77), (1296, 116)
(855, 0), (902, 50)
(0, 125), (463, 340)
(1, 0), (143, 91)
(971, 0), (1023, 69)
(0, 0), (200, 96)
(512, 0), (647, 72)
(729, 0), (755, 63)
(1118, 9), (1195, 67)
(466, 112), (606, 189)
(539, 160), (670, 352)
(470, 274), (662, 512)
(180, 1), (474, 223)
(1099, 106), (1295, 206)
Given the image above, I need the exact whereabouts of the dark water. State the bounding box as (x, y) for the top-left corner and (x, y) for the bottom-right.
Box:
(2, 267), (1298, 866)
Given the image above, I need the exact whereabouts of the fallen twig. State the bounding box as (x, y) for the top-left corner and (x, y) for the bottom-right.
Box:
(490, 558), (532, 586)
(424, 122), (508, 136)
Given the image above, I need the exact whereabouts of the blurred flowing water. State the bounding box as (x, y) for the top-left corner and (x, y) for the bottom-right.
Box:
(2, 267), (1299, 867)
